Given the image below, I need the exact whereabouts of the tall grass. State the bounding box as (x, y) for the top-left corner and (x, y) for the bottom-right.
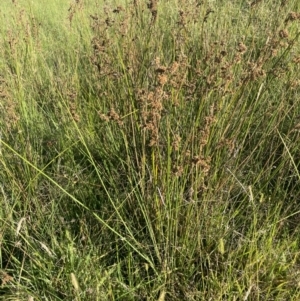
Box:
(1, 0), (300, 300)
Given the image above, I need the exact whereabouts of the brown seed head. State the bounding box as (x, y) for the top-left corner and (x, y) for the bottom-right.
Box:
(285, 12), (300, 23)
(237, 42), (247, 53)
(279, 29), (289, 39)
(158, 74), (168, 86)
(155, 66), (167, 74)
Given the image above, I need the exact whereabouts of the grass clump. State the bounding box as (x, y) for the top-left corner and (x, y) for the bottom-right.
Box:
(1, 0), (300, 300)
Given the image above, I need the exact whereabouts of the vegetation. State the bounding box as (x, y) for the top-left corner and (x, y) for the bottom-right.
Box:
(1, 0), (300, 300)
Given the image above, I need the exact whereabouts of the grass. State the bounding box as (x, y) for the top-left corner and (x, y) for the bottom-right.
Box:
(1, 0), (300, 300)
